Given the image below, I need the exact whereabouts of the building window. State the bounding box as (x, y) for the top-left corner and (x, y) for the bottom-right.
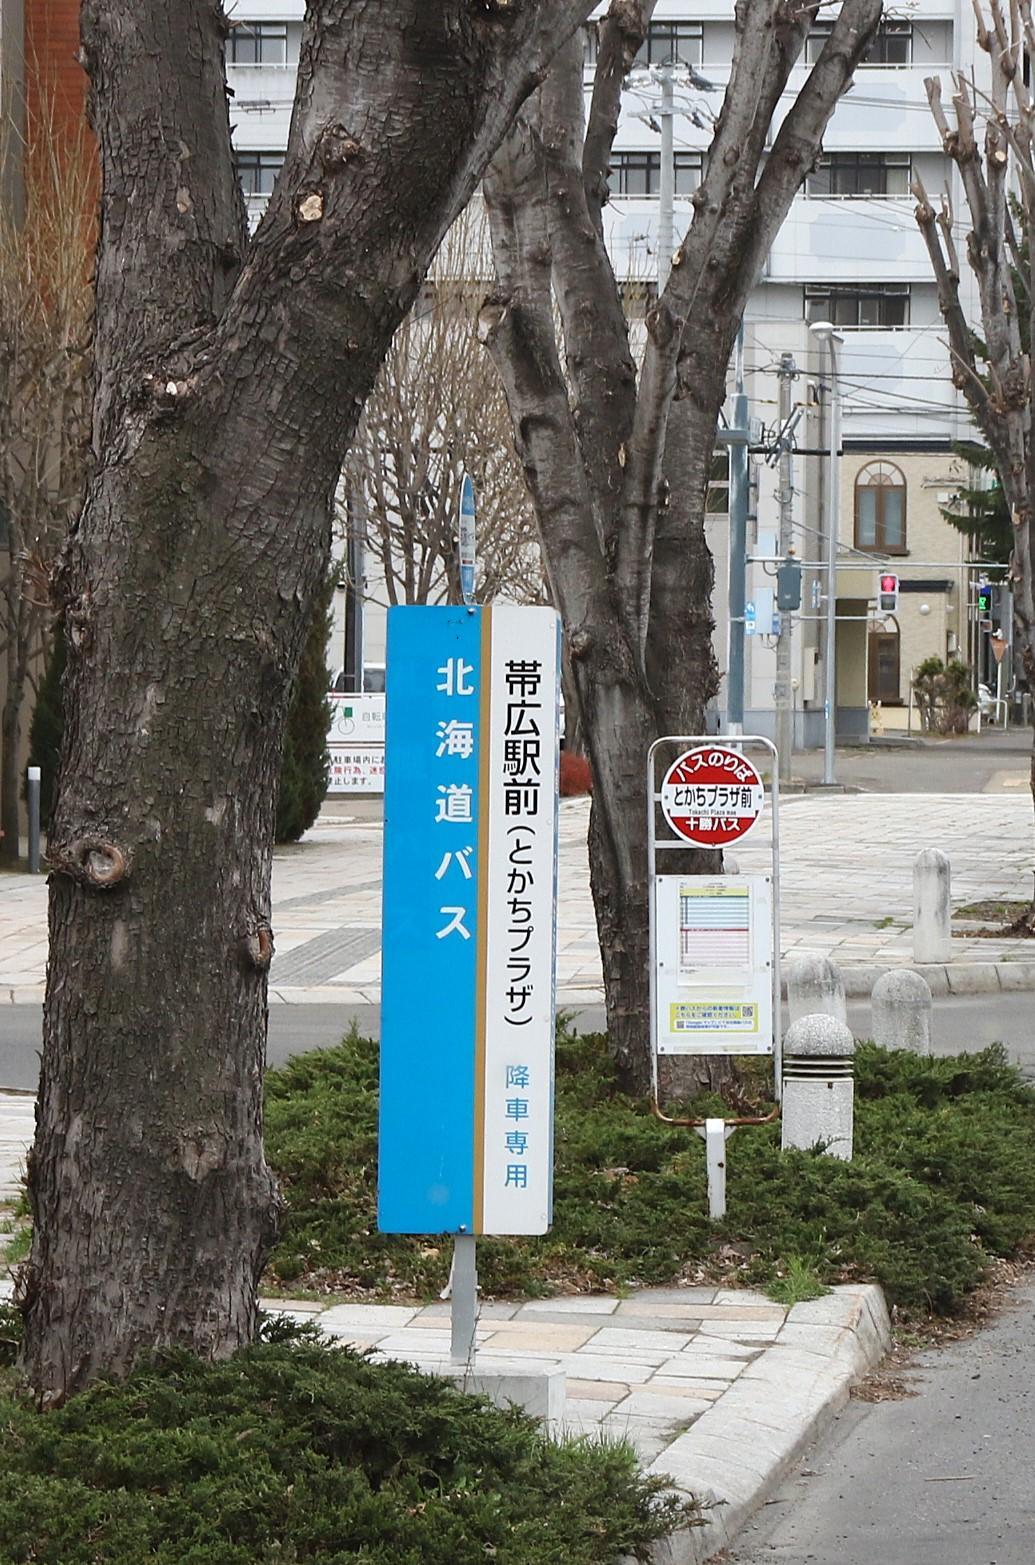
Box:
(855, 461), (907, 554)
(583, 24), (598, 69)
(608, 150), (703, 196)
(868, 631), (901, 703)
(236, 150), (284, 197)
(706, 448), (729, 515)
(228, 22), (289, 64)
(805, 284), (909, 328)
(635, 21), (704, 66)
(807, 152), (911, 197)
(807, 19), (912, 66)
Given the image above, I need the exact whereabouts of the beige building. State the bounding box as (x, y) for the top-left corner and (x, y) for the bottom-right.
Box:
(831, 448), (973, 734)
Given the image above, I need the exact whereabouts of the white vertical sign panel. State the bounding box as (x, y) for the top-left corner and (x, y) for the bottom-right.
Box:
(480, 605), (560, 1233)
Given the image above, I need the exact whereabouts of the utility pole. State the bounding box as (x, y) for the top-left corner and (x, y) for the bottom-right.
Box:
(774, 354), (797, 779)
(657, 62), (675, 290)
(726, 326), (749, 734)
(808, 325), (843, 786)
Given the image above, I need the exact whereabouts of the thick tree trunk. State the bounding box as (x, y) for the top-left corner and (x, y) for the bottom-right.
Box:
(578, 665), (656, 1093)
(22, 418), (329, 1400)
(20, 0), (597, 1404)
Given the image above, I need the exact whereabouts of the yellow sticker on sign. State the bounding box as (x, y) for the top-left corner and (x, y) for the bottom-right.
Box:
(669, 1001), (759, 1034)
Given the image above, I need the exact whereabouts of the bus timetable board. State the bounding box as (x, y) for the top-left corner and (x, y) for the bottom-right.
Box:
(653, 875), (774, 1056)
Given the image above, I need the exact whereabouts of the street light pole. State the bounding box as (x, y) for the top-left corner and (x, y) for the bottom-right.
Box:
(809, 321), (843, 787)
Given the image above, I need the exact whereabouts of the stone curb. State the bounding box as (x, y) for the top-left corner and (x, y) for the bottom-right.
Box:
(628, 1284), (892, 1565)
(7, 963), (1035, 1008)
(831, 960), (1035, 998)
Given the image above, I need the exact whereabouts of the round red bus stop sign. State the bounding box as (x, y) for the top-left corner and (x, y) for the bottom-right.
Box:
(659, 745), (765, 848)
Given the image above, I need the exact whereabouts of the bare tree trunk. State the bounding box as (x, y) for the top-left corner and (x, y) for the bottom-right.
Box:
(483, 1), (882, 1093)
(21, 0), (597, 1405)
(1, 579), (25, 863)
(914, 3), (1035, 929)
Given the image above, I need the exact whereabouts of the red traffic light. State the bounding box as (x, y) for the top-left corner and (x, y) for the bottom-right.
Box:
(876, 572), (899, 611)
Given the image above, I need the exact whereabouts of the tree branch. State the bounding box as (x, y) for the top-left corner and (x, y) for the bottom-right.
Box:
(538, 34), (638, 555)
(624, 0), (881, 661)
(583, 0), (657, 237)
(481, 104), (608, 632)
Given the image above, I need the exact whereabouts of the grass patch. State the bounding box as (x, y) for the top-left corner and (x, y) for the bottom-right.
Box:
(1, 1222), (30, 1267)
(953, 897), (1028, 922)
(764, 1255), (830, 1307)
(264, 1030), (1035, 1316)
(0, 1328), (688, 1565)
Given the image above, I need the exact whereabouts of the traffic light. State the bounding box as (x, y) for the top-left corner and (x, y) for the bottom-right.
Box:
(877, 572), (899, 613)
(977, 581), (993, 617)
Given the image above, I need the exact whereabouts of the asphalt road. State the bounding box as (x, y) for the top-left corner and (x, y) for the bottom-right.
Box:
(792, 729), (1032, 794)
(1, 993), (1033, 1091)
(729, 1279), (1035, 1565)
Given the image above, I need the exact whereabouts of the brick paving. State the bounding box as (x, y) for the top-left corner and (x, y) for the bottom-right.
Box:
(2, 792), (1033, 1005)
(0, 1270), (883, 1471)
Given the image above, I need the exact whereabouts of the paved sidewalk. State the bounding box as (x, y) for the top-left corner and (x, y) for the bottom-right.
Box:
(0, 1091), (32, 1205)
(2, 793), (1034, 1004)
(0, 1267), (889, 1562)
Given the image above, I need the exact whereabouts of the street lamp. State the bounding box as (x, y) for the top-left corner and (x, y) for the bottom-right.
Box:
(808, 319), (843, 787)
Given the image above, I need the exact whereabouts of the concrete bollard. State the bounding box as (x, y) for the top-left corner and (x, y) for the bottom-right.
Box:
(871, 969), (933, 1055)
(786, 955), (847, 1026)
(912, 848), (951, 964)
(781, 1014), (855, 1160)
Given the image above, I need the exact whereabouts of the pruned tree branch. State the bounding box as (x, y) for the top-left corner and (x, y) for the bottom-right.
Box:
(540, 35), (638, 555)
(583, 0), (657, 236)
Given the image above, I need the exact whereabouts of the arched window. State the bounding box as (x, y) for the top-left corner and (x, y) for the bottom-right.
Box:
(855, 461), (906, 553)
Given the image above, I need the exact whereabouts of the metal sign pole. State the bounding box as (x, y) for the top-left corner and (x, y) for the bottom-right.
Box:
(450, 1235), (478, 1365)
(458, 475), (476, 605)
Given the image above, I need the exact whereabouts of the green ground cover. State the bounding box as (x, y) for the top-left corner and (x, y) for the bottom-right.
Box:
(264, 1029), (1035, 1315)
(0, 1324), (686, 1564)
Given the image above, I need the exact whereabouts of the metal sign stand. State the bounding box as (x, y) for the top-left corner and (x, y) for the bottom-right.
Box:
(647, 735), (782, 1217)
(449, 1235), (478, 1365)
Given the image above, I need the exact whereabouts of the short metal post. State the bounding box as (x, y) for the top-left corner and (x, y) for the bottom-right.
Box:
(696, 1118), (734, 1220)
(450, 1234), (478, 1365)
(26, 765), (41, 874)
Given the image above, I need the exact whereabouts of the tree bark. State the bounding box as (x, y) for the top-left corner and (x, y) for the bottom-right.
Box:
(483, 0), (883, 1094)
(21, 0), (597, 1405)
(914, 4), (1035, 927)
(1, 559), (28, 864)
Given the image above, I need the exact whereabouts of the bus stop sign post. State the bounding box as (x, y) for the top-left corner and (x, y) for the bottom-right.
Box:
(647, 736), (782, 1219)
(379, 604), (561, 1365)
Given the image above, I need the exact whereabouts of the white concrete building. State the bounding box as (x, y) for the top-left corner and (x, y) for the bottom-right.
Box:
(227, 3), (995, 738)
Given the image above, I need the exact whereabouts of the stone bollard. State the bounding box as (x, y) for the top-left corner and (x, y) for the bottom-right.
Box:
(912, 848), (951, 964)
(781, 1014), (855, 1161)
(871, 968), (933, 1055)
(786, 955), (847, 1026)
